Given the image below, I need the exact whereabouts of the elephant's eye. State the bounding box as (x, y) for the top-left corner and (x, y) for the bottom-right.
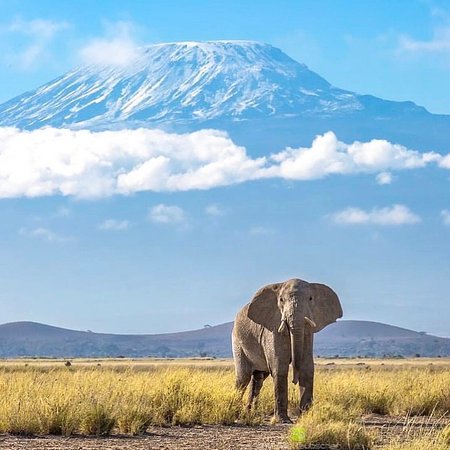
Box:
(309, 296), (313, 301)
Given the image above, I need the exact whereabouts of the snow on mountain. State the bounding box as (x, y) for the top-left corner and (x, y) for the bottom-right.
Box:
(0, 40), (427, 130)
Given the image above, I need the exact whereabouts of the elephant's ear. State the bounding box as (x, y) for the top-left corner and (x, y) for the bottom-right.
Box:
(310, 283), (343, 333)
(247, 283), (283, 331)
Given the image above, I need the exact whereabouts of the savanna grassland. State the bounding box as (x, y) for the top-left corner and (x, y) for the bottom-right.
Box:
(0, 358), (448, 449)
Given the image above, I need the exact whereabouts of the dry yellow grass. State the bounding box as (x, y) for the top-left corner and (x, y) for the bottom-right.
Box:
(0, 368), (245, 435)
(376, 422), (450, 450)
(314, 367), (450, 417)
(289, 366), (449, 449)
(0, 359), (448, 449)
(291, 411), (375, 449)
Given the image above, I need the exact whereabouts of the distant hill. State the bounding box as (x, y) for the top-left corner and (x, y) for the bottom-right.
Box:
(314, 320), (449, 357)
(0, 320), (448, 358)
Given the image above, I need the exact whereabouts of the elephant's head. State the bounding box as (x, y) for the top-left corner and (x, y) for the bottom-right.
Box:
(247, 278), (342, 384)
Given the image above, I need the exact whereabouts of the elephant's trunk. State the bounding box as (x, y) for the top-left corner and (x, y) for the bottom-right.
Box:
(290, 326), (304, 385)
(290, 316), (316, 384)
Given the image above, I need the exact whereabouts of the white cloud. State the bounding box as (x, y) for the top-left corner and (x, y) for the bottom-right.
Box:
(376, 172), (393, 185)
(271, 132), (440, 180)
(5, 18), (68, 40)
(55, 207), (72, 218)
(78, 21), (140, 67)
(331, 204), (421, 226)
(98, 219), (130, 231)
(0, 128), (447, 199)
(18, 43), (46, 69)
(441, 210), (450, 226)
(19, 227), (73, 242)
(148, 204), (186, 225)
(1, 18), (69, 69)
(439, 154), (450, 169)
(205, 204), (225, 216)
(399, 27), (450, 53)
(0, 127), (267, 198)
(249, 226), (275, 236)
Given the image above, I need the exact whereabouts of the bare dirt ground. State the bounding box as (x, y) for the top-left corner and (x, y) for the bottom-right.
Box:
(1, 416), (448, 450)
(0, 424), (292, 450)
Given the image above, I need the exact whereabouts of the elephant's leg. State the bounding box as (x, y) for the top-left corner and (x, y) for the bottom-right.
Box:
(299, 329), (314, 412)
(272, 369), (291, 423)
(233, 346), (253, 394)
(247, 370), (269, 410)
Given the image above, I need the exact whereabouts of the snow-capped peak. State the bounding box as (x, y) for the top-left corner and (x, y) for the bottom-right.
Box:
(0, 40), (424, 129)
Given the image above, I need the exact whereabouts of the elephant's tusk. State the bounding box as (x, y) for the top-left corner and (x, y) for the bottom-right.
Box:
(278, 320), (289, 335)
(304, 316), (317, 328)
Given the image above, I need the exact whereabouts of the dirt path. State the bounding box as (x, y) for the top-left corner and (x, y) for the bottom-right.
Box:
(0, 425), (292, 450)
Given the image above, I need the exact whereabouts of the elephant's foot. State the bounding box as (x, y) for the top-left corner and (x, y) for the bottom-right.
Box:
(271, 414), (292, 424)
(299, 399), (312, 413)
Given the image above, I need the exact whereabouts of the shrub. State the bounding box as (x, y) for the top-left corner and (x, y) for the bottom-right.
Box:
(290, 408), (373, 449)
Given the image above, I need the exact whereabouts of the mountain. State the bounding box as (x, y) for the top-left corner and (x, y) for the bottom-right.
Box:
(0, 320), (448, 358)
(0, 41), (426, 129)
(0, 321), (233, 358)
(0, 40), (448, 152)
(313, 321), (450, 357)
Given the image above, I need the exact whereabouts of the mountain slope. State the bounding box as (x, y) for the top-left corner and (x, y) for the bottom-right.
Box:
(0, 41), (429, 131)
(0, 320), (448, 358)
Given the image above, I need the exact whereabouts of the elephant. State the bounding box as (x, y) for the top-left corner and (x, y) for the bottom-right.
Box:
(232, 278), (342, 423)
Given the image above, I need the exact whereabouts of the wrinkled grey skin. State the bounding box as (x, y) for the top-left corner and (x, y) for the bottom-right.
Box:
(232, 278), (343, 423)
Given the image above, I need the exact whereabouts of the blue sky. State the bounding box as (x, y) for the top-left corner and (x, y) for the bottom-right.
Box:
(0, 0), (449, 336)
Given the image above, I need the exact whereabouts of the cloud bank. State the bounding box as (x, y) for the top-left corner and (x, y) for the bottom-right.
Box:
(0, 127), (446, 199)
